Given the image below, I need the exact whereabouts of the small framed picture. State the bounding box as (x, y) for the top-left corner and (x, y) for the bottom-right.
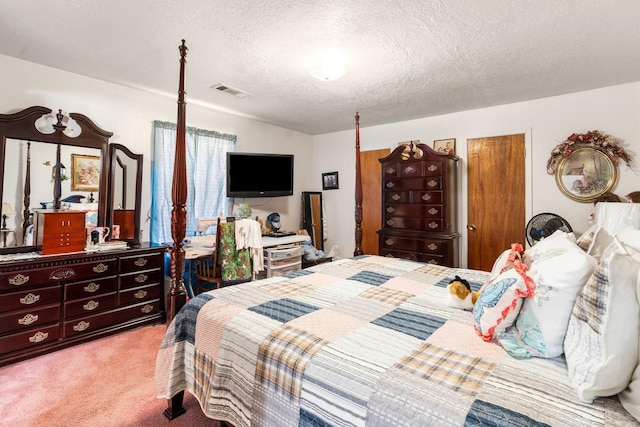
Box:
(433, 138), (456, 155)
(71, 154), (101, 191)
(322, 171), (339, 190)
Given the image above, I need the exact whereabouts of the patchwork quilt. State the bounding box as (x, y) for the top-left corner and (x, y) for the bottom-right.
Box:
(156, 255), (636, 426)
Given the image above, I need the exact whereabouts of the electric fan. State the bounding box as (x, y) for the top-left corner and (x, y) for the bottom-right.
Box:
(525, 213), (573, 246)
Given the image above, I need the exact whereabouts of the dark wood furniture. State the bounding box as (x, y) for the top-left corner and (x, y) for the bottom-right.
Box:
(0, 244), (165, 367)
(301, 191), (324, 251)
(33, 210), (87, 255)
(377, 142), (460, 267)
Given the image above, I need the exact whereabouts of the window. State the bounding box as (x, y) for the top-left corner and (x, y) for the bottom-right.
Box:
(150, 121), (236, 244)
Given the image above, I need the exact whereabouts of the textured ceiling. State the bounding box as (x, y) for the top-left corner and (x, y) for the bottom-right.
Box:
(1, 1), (640, 135)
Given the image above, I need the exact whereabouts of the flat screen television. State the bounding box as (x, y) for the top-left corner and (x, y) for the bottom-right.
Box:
(226, 152), (294, 198)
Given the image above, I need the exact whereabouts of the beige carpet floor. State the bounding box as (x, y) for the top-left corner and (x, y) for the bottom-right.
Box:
(0, 324), (219, 427)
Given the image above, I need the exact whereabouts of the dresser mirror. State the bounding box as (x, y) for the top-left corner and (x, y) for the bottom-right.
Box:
(0, 106), (111, 254)
(108, 143), (142, 246)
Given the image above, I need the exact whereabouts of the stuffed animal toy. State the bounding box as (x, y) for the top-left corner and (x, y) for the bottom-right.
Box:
(302, 240), (324, 261)
(446, 275), (480, 310)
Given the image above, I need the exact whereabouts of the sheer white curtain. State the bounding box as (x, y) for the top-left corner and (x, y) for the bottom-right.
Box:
(151, 121), (236, 244)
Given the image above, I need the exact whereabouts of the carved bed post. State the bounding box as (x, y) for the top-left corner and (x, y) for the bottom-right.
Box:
(354, 112), (363, 256)
(22, 141), (31, 238)
(166, 39), (189, 324)
(164, 39), (189, 421)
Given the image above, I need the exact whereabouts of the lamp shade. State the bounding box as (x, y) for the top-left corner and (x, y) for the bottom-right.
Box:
(1, 203), (14, 216)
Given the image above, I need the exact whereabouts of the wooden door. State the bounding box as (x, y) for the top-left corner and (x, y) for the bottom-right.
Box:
(361, 149), (389, 255)
(467, 134), (525, 271)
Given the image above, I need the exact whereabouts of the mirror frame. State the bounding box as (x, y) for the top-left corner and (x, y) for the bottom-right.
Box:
(107, 143), (143, 247)
(0, 106), (111, 253)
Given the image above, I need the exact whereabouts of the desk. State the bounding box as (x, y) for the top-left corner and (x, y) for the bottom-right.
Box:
(184, 247), (215, 298)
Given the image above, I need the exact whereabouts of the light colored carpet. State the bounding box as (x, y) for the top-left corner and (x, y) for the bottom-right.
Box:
(0, 324), (219, 427)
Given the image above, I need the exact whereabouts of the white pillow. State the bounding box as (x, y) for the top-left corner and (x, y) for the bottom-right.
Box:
(523, 229), (577, 267)
(473, 262), (534, 341)
(586, 226), (614, 261)
(564, 239), (640, 402)
(499, 238), (597, 358)
(617, 225), (640, 251)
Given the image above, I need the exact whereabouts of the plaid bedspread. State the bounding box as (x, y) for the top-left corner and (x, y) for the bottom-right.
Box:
(156, 255), (636, 426)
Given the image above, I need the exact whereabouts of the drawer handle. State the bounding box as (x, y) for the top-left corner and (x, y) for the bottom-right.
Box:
(134, 290), (148, 299)
(428, 180), (437, 187)
(392, 194), (401, 201)
(428, 243), (438, 251)
(29, 331), (49, 343)
(428, 208), (438, 215)
(385, 239), (394, 246)
(84, 282), (100, 293)
(9, 273), (30, 286)
(20, 293), (40, 305)
(429, 222), (438, 229)
(73, 321), (90, 332)
(141, 304), (154, 314)
(386, 182), (395, 188)
(428, 165), (438, 172)
(83, 300), (99, 311)
(403, 165), (417, 175)
(93, 263), (109, 273)
(18, 313), (39, 325)
(422, 194), (432, 201)
(427, 259), (438, 265)
(134, 258), (148, 267)
(386, 207), (395, 213)
(135, 273), (149, 283)
(386, 167), (396, 175)
(386, 219), (394, 226)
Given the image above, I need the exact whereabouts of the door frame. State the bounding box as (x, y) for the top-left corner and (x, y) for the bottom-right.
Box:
(459, 127), (533, 268)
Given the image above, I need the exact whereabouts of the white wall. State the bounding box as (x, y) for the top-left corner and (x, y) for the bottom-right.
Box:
(313, 82), (640, 266)
(0, 54), (313, 242)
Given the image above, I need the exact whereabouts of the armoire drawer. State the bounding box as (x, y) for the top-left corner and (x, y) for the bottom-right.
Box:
(384, 204), (443, 218)
(383, 217), (444, 232)
(380, 235), (448, 254)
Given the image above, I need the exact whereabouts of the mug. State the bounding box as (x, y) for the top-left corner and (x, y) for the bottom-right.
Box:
(86, 226), (110, 246)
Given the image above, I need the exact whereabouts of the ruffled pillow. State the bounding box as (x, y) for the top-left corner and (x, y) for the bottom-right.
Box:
(473, 258), (534, 341)
(488, 243), (524, 283)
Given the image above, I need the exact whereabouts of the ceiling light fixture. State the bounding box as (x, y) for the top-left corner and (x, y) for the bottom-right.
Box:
(308, 51), (347, 81)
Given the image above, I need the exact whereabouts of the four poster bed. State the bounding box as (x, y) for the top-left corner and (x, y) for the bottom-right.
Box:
(157, 41), (640, 425)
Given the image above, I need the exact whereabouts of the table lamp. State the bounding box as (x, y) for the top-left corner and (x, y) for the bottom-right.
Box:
(1, 203), (14, 230)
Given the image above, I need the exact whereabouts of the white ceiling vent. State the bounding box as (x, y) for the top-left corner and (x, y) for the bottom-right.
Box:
(211, 84), (250, 98)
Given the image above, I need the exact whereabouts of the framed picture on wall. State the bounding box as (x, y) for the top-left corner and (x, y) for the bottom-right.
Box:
(71, 154), (100, 191)
(322, 171), (339, 190)
(433, 138), (456, 155)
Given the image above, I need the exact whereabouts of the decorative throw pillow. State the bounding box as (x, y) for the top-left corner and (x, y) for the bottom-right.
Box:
(488, 243), (524, 284)
(473, 260), (534, 341)
(498, 237), (597, 358)
(564, 239), (640, 402)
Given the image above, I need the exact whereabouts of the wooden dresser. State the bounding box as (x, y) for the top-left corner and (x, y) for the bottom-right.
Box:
(377, 142), (460, 267)
(0, 244), (165, 366)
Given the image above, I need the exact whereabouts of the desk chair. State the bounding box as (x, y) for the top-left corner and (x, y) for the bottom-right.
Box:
(193, 253), (222, 294)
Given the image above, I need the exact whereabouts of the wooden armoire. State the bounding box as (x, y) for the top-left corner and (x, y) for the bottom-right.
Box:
(377, 142), (460, 267)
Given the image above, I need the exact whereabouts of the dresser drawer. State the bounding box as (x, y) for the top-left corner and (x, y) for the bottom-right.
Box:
(64, 276), (118, 300)
(119, 269), (163, 290)
(384, 177), (442, 191)
(384, 204), (443, 218)
(380, 235), (448, 253)
(64, 292), (118, 319)
(265, 245), (304, 260)
(0, 324), (60, 355)
(380, 248), (444, 265)
(0, 305), (59, 335)
(0, 285), (60, 312)
(383, 217), (444, 232)
(63, 299), (161, 338)
(119, 284), (162, 306)
(119, 252), (163, 272)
